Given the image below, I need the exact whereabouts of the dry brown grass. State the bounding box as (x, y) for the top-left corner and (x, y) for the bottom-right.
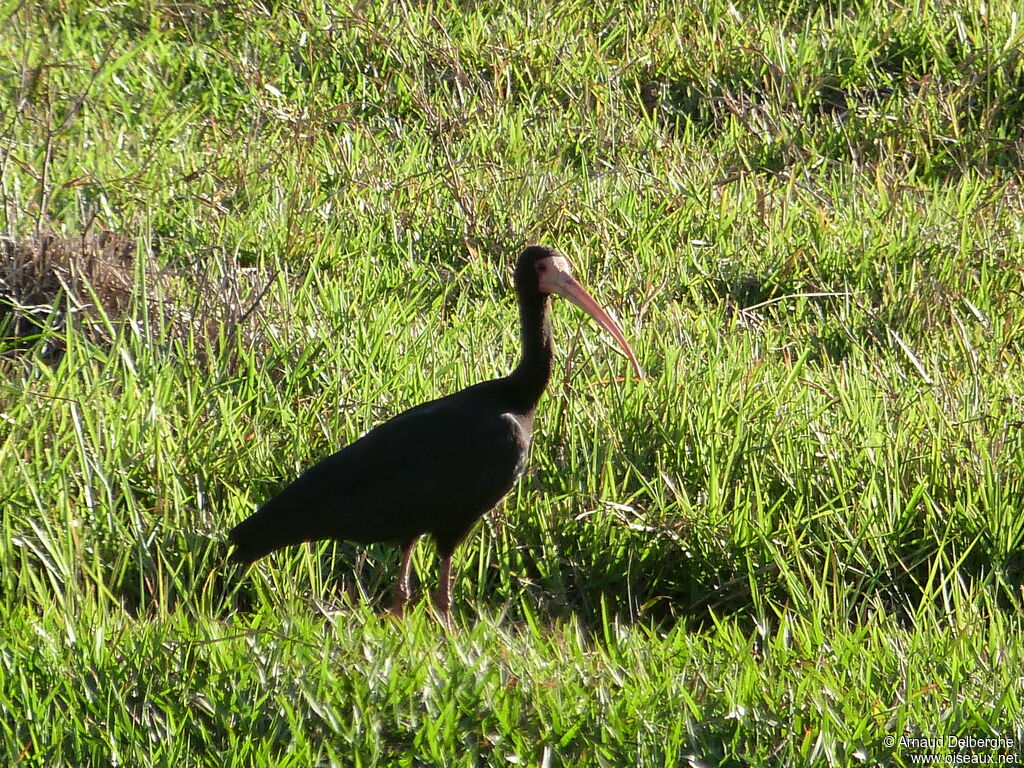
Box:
(0, 230), (276, 361)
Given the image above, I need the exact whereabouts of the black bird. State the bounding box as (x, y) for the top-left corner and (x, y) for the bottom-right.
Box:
(229, 246), (641, 626)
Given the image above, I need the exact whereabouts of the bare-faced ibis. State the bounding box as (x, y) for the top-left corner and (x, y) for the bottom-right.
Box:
(229, 246), (641, 626)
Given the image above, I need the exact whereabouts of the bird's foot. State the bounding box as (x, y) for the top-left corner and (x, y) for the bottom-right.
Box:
(434, 608), (456, 633)
(430, 591), (455, 632)
(385, 599), (407, 621)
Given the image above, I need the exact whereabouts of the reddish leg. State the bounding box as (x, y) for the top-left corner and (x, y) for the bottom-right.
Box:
(433, 553), (454, 630)
(388, 540), (416, 617)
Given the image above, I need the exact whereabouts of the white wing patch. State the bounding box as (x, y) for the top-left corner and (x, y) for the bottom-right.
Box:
(501, 412), (530, 478)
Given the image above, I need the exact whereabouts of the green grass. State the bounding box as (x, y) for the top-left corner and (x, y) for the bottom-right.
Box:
(2, 0), (1024, 765)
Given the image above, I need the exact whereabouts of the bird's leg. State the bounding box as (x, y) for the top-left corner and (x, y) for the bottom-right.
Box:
(388, 540), (416, 617)
(432, 554), (454, 630)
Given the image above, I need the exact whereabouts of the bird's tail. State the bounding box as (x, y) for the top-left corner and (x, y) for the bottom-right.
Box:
(228, 506), (297, 565)
(229, 464), (339, 564)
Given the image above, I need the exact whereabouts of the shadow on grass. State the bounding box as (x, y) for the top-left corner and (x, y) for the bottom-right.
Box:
(633, 67), (1024, 178)
(8, 499), (1021, 642)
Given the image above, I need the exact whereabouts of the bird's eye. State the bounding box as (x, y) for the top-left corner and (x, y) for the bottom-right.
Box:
(537, 262), (547, 273)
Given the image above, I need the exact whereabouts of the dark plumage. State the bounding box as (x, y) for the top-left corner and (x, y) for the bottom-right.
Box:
(228, 246), (641, 625)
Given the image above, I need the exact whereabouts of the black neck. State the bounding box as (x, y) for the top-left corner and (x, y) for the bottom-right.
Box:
(503, 289), (552, 413)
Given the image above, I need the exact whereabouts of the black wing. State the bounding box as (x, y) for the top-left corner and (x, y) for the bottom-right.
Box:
(229, 388), (529, 562)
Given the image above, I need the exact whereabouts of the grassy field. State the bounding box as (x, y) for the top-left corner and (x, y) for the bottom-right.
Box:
(2, 0), (1024, 765)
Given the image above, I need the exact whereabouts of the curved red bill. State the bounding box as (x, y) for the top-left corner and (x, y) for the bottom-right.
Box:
(538, 256), (644, 379)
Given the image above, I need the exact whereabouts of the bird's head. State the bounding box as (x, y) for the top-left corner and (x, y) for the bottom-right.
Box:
(515, 245), (643, 378)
